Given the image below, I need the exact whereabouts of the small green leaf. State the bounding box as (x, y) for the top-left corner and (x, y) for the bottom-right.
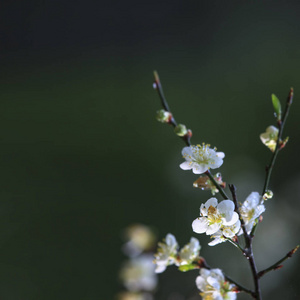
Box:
(178, 264), (197, 272)
(271, 94), (282, 121)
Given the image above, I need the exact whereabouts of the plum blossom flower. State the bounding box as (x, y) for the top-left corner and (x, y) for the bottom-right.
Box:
(192, 198), (239, 236)
(208, 219), (241, 246)
(240, 192), (265, 234)
(178, 237), (201, 265)
(122, 224), (156, 257)
(260, 126), (278, 152)
(153, 234), (178, 273)
(180, 144), (225, 174)
(119, 254), (157, 292)
(196, 268), (236, 300)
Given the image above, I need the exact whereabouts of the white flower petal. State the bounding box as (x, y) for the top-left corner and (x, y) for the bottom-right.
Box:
(210, 157), (224, 169)
(180, 161), (192, 170)
(226, 292), (237, 300)
(218, 200), (235, 223)
(155, 264), (166, 273)
(181, 146), (193, 157)
(208, 237), (224, 246)
(206, 223), (221, 235)
(216, 152), (225, 159)
(223, 211), (239, 226)
(207, 276), (220, 290)
(205, 198), (219, 209)
(165, 233), (177, 247)
(192, 164), (209, 174)
(195, 275), (206, 290)
(245, 192), (261, 207)
(192, 218), (209, 234)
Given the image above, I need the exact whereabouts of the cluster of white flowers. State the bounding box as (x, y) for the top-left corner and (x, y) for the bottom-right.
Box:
(154, 234), (201, 273)
(180, 144), (225, 174)
(191, 193), (266, 246)
(239, 192), (266, 234)
(192, 198), (239, 240)
(196, 268), (236, 300)
(118, 224), (158, 300)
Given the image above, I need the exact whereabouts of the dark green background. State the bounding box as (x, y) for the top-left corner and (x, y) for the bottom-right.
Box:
(1, 1), (300, 299)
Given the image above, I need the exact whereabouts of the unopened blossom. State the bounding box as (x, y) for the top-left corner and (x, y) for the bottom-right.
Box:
(119, 254), (157, 292)
(174, 124), (188, 136)
(260, 126), (279, 152)
(154, 233), (178, 273)
(156, 109), (172, 123)
(178, 237), (201, 265)
(208, 219), (241, 246)
(180, 144), (225, 174)
(193, 173), (226, 195)
(196, 268), (236, 300)
(192, 198), (239, 236)
(240, 192), (265, 234)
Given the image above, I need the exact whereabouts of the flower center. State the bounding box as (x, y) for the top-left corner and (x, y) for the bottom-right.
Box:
(207, 205), (222, 225)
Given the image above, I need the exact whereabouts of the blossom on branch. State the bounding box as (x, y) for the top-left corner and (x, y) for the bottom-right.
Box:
(180, 144), (225, 174)
(240, 192), (265, 234)
(260, 126), (278, 152)
(208, 219), (241, 246)
(193, 173), (226, 195)
(196, 268), (236, 300)
(153, 234), (178, 273)
(192, 198), (239, 236)
(178, 237), (201, 266)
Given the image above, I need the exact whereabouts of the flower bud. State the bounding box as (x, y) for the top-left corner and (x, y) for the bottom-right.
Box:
(279, 136), (289, 150)
(174, 124), (188, 136)
(263, 190), (273, 201)
(156, 109), (172, 123)
(260, 126), (279, 152)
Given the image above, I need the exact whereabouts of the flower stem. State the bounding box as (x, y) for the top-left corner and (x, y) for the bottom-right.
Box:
(154, 71), (231, 198)
(229, 184), (262, 300)
(258, 245), (299, 278)
(251, 88), (294, 238)
(261, 88), (293, 196)
(153, 71), (172, 114)
(205, 170), (229, 199)
(153, 71), (191, 147)
(225, 237), (245, 254)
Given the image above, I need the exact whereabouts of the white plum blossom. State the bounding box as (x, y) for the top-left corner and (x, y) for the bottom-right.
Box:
(208, 219), (241, 246)
(180, 144), (225, 174)
(153, 233), (178, 273)
(240, 192), (266, 234)
(178, 237), (201, 265)
(122, 224), (156, 257)
(260, 126), (278, 152)
(192, 198), (239, 236)
(119, 254), (157, 292)
(196, 268), (236, 300)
